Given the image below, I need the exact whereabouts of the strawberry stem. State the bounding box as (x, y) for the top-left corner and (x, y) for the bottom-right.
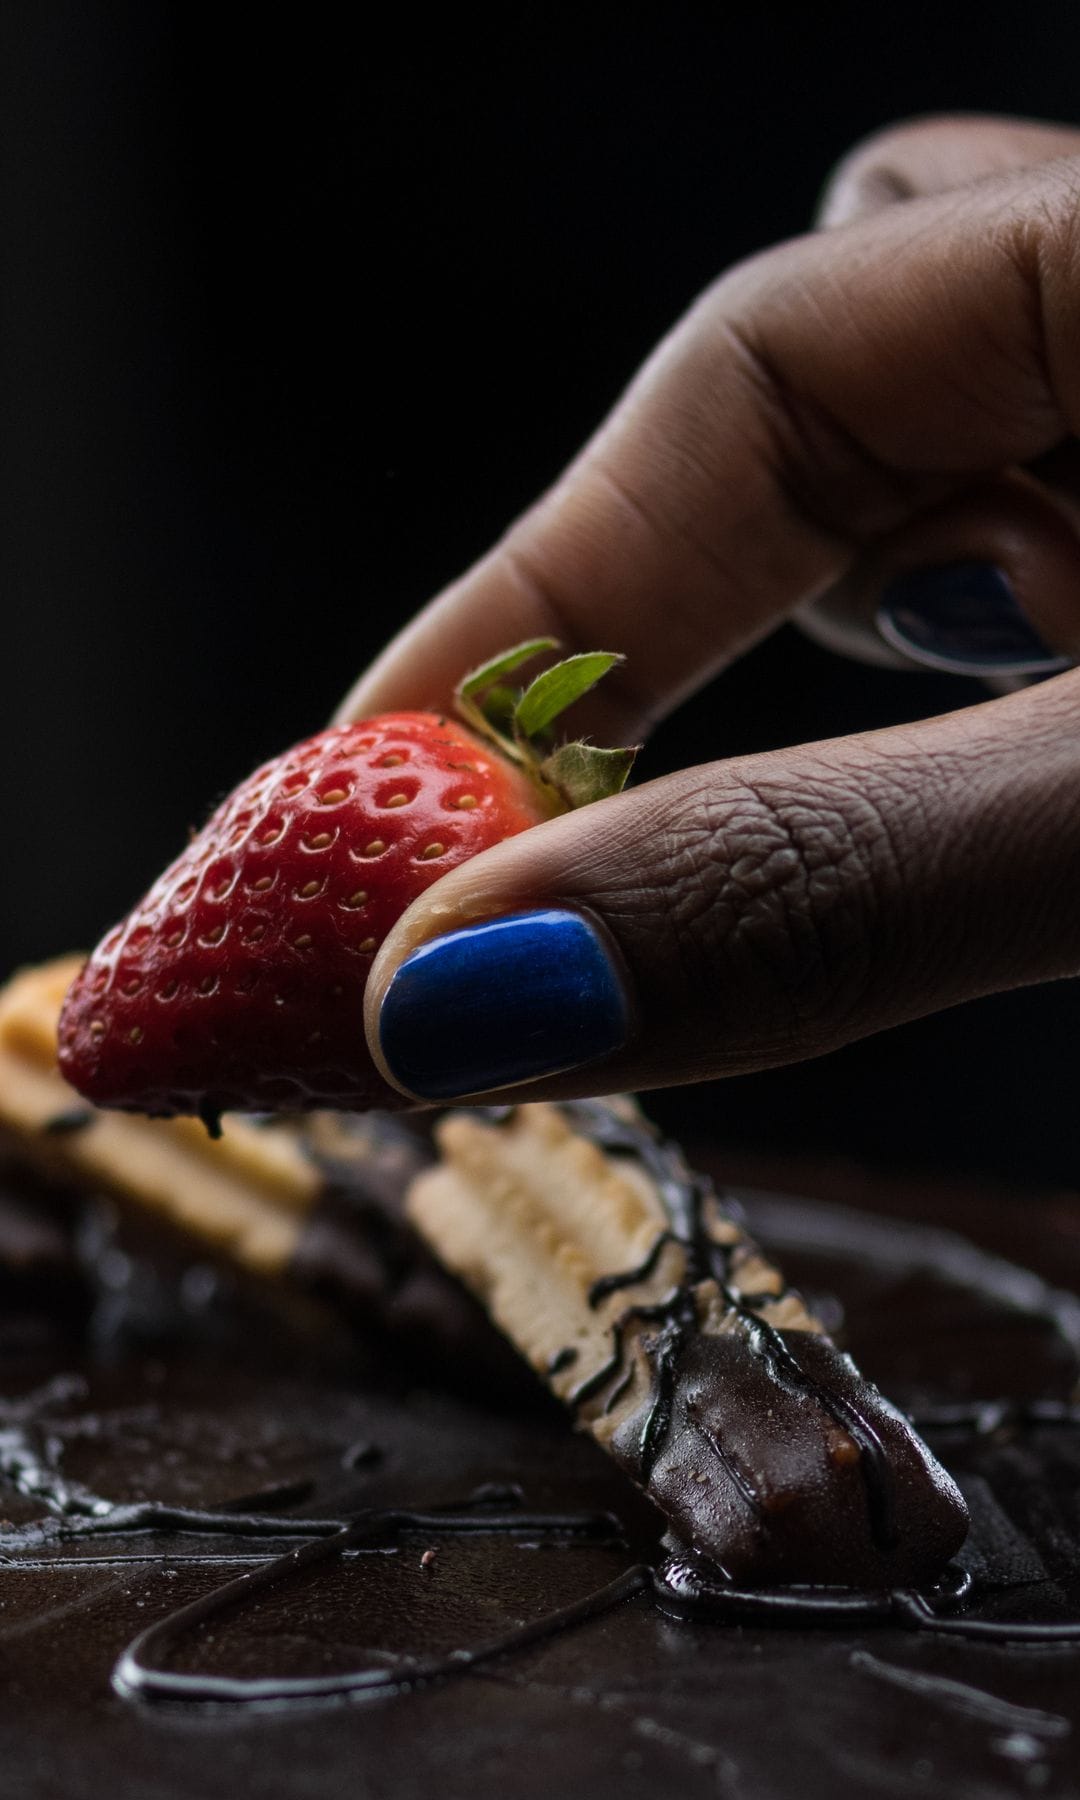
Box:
(453, 641), (639, 810)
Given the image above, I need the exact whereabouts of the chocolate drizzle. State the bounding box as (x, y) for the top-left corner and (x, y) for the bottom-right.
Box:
(587, 1232), (678, 1306)
(652, 1548), (1080, 1643)
(685, 1400), (765, 1520)
(742, 1315), (896, 1551)
(113, 1510), (647, 1705)
(654, 1547), (975, 1625)
(0, 1375), (117, 1519)
(527, 1101), (902, 1554)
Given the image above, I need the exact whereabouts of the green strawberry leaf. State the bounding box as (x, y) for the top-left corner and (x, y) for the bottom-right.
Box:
(514, 652), (624, 740)
(458, 638), (559, 703)
(453, 639), (635, 810)
(540, 741), (638, 807)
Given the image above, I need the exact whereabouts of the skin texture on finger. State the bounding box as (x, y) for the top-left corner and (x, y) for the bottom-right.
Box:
(364, 667), (1080, 1104)
(819, 115), (1080, 227)
(336, 157), (1080, 741)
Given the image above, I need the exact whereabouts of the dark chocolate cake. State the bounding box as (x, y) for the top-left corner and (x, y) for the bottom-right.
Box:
(1, 1138), (1079, 1800)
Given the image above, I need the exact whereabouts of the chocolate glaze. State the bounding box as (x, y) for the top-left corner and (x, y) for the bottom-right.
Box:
(625, 1327), (965, 1587)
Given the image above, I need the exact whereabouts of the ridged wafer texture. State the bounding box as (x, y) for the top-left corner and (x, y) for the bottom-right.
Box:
(408, 1101), (820, 1438)
(0, 958), (534, 1393)
(0, 958), (317, 1273)
(407, 1103), (970, 1586)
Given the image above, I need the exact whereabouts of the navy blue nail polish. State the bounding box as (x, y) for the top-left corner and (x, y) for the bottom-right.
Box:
(378, 908), (630, 1100)
(877, 564), (1069, 676)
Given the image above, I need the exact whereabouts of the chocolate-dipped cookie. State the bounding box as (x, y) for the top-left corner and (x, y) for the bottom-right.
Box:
(407, 1100), (969, 1585)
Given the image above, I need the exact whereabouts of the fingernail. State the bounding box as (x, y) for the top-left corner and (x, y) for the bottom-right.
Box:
(378, 908), (630, 1100)
(877, 564), (1069, 675)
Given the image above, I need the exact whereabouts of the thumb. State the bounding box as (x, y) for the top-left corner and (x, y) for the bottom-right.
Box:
(363, 670), (1080, 1104)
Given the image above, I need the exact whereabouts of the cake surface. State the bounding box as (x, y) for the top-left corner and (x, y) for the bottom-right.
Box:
(1, 1153), (1079, 1800)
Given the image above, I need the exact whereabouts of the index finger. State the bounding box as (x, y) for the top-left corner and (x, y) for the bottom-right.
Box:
(335, 159), (1080, 739)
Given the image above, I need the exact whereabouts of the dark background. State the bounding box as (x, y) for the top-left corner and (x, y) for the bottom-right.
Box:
(1, 7), (1076, 1187)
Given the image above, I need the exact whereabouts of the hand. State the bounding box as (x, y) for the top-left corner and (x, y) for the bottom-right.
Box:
(335, 116), (1080, 1106)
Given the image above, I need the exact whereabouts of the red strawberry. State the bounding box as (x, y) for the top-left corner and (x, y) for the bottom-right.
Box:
(58, 641), (635, 1127)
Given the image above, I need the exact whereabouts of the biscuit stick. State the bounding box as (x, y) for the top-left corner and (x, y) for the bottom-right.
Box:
(0, 958), (318, 1275)
(407, 1101), (969, 1586)
(0, 961), (507, 1379)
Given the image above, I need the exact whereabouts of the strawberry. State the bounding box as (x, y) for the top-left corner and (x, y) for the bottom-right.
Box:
(58, 641), (635, 1128)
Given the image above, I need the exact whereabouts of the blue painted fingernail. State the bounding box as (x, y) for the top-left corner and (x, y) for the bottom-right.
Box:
(378, 908), (631, 1100)
(877, 564), (1069, 675)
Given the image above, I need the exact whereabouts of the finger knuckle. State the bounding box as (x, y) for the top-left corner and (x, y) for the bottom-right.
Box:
(819, 115), (945, 215)
(1008, 155), (1080, 285)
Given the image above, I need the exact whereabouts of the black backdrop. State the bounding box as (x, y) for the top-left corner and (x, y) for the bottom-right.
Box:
(2, 6), (1077, 1185)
